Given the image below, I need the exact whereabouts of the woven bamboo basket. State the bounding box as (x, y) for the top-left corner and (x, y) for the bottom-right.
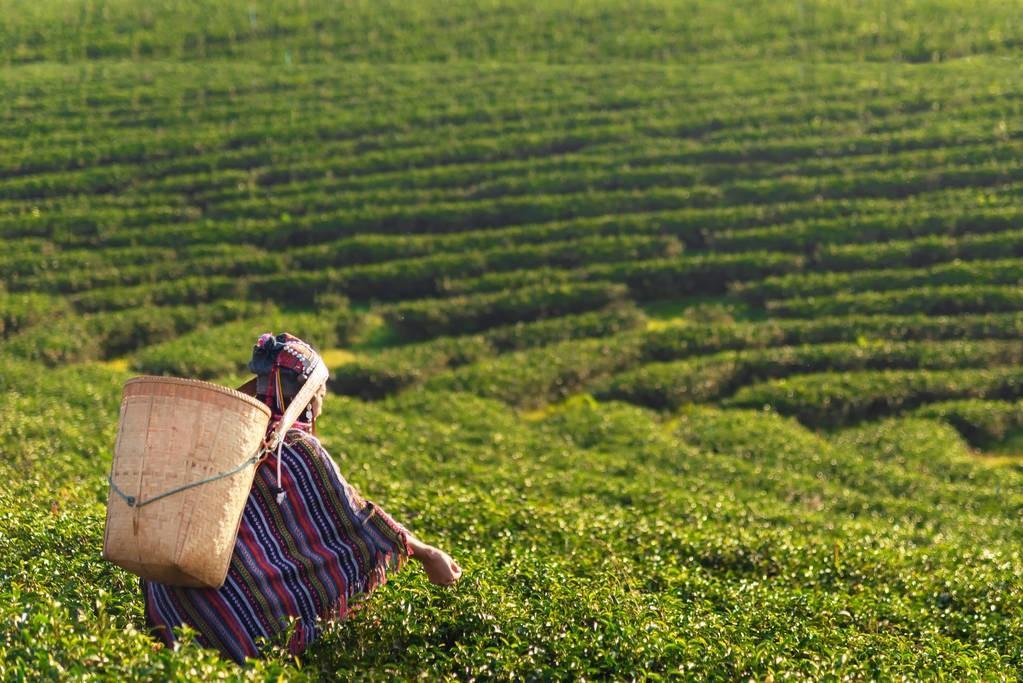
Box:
(102, 376), (272, 588)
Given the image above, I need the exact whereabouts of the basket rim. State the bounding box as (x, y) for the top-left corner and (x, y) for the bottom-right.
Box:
(124, 375), (271, 417)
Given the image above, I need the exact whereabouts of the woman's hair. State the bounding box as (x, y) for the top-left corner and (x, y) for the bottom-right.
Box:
(256, 368), (301, 403)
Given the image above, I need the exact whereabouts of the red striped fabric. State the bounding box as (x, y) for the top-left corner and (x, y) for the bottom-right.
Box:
(140, 425), (412, 663)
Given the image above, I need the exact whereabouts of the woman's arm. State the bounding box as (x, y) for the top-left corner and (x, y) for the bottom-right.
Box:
(406, 532), (462, 586)
(312, 437), (462, 585)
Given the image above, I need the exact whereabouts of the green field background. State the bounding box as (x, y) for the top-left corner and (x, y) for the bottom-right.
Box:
(3, 1), (1023, 680)
(2, 0), (1021, 63)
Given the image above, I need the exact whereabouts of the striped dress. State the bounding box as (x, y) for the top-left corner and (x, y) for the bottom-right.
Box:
(140, 424), (411, 663)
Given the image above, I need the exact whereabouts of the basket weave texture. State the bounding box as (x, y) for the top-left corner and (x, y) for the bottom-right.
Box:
(102, 376), (271, 588)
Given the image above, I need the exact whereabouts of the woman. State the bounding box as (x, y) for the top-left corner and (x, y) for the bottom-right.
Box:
(140, 331), (461, 663)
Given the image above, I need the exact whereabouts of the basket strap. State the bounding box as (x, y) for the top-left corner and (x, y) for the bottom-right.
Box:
(264, 361), (329, 453)
(108, 447), (267, 509)
(264, 360), (329, 504)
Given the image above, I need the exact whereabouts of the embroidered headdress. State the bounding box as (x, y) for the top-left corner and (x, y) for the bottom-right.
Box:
(247, 331), (328, 503)
(248, 331), (325, 421)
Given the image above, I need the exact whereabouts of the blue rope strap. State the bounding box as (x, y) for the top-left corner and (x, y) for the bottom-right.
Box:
(108, 449), (265, 509)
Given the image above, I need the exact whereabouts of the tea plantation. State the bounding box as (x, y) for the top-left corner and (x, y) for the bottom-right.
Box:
(4, 1), (1023, 680)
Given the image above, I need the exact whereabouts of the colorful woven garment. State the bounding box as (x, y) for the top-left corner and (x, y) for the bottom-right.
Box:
(140, 421), (412, 663)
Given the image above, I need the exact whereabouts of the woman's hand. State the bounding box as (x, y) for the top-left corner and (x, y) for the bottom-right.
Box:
(409, 537), (462, 586)
(420, 546), (462, 586)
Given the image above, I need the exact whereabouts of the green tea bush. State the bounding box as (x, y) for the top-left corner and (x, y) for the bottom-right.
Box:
(817, 228), (1023, 271)
(132, 311), (350, 379)
(332, 304), (645, 399)
(483, 301), (646, 352)
(379, 282), (628, 342)
(5, 0), (1023, 63)
(329, 356), (429, 401)
(209, 139), (1020, 217)
(16, 246), (285, 294)
(590, 251), (805, 299)
(5, 205), (198, 242)
(725, 366), (1023, 428)
(910, 399), (1023, 448)
(292, 233), (679, 276)
(92, 301), (274, 358)
(436, 266), (581, 296)
(0, 291), (71, 338)
(766, 285), (1023, 318)
(443, 251), (803, 300)
(424, 333), (647, 407)
(594, 339), (1023, 410)
(72, 276), (251, 313)
(711, 205), (1023, 253)
(248, 237), (676, 304)
(0, 244), (174, 281)
(4, 301), (268, 365)
(738, 259), (1023, 304)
